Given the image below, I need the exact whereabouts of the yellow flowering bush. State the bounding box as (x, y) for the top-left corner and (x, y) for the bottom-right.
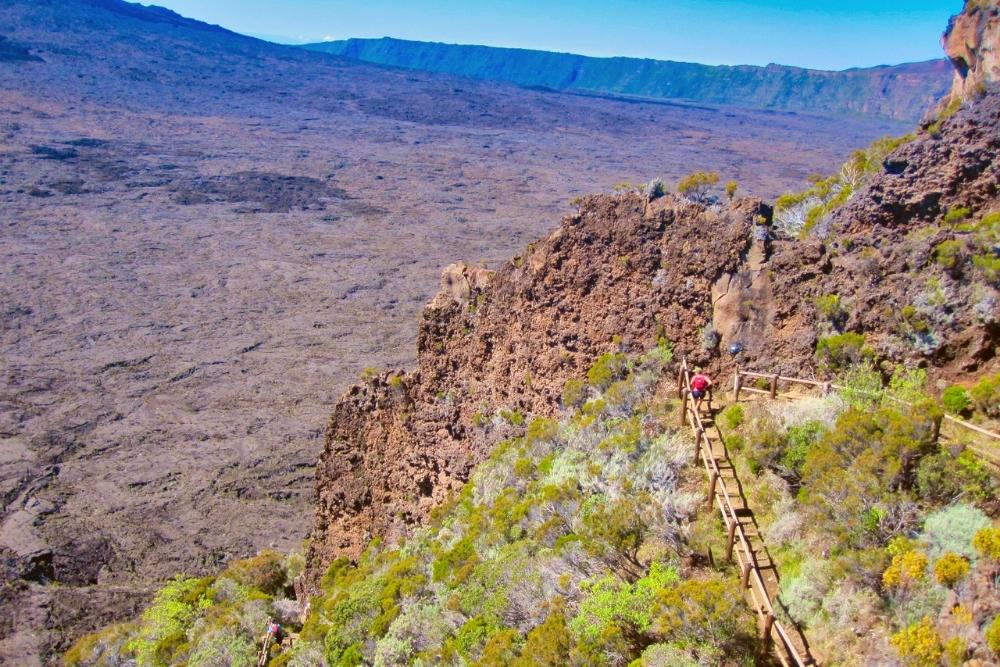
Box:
(883, 550), (928, 588)
(891, 617), (943, 667)
(933, 552), (970, 588)
(973, 526), (1000, 561)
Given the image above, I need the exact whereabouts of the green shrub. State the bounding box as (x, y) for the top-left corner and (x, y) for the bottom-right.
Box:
(579, 495), (648, 577)
(943, 207), (971, 224)
(677, 170), (720, 202)
(500, 408), (525, 426)
(525, 417), (558, 445)
(642, 337), (674, 367)
(941, 386), (971, 415)
(887, 366), (929, 404)
(774, 133), (912, 237)
(781, 420), (827, 478)
(652, 574), (754, 650)
(970, 373), (1000, 418)
(718, 404), (744, 430)
(570, 562), (678, 645)
(935, 239), (963, 271)
(816, 333), (872, 371)
(64, 623), (137, 666)
(517, 599), (572, 665)
(187, 629), (256, 667)
(561, 377), (586, 408)
(631, 642), (700, 667)
(798, 404), (943, 548)
(479, 629), (520, 665)
(743, 415), (786, 474)
(973, 253), (1000, 283)
(932, 552), (969, 587)
(915, 449), (993, 503)
(219, 550), (287, 595)
(815, 293), (847, 327)
(943, 636), (967, 666)
(835, 361), (884, 409)
(587, 352), (628, 390)
(920, 504), (992, 560)
(126, 576), (213, 667)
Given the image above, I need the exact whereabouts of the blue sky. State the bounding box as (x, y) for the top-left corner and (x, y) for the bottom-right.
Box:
(153, 0), (961, 70)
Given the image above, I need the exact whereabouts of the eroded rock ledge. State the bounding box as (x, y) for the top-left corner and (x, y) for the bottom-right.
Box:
(304, 194), (767, 586)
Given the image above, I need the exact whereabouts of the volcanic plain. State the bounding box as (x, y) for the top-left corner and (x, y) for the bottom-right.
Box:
(0, 0), (921, 661)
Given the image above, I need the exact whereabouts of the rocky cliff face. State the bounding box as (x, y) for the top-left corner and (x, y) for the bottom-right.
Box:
(304, 194), (769, 584)
(305, 1), (1000, 589)
(304, 37), (952, 122)
(943, 0), (1000, 104)
(723, 84), (1000, 379)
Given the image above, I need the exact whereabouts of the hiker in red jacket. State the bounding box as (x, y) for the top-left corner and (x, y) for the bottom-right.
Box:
(690, 368), (713, 412)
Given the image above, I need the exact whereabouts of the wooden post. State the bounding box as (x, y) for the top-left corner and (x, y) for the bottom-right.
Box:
(770, 373), (779, 399)
(741, 561), (751, 588)
(679, 390), (688, 426)
(707, 470), (719, 506)
(932, 415), (942, 443)
(677, 365), (685, 399)
(726, 520), (737, 561)
(733, 370), (742, 402)
(762, 611), (775, 642)
(693, 428), (702, 463)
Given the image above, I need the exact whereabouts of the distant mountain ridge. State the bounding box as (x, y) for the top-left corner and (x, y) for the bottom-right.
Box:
(305, 37), (952, 121)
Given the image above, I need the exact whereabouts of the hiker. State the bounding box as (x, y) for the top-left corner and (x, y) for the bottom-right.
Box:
(690, 368), (713, 412)
(269, 621), (285, 645)
(258, 621), (285, 666)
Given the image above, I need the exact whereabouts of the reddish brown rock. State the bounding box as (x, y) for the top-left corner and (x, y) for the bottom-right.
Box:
(304, 193), (768, 584)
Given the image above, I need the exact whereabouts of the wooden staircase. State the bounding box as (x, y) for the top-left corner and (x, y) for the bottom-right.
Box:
(678, 360), (816, 667)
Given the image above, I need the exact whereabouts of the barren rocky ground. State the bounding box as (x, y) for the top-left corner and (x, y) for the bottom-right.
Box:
(0, 0), (919, 662)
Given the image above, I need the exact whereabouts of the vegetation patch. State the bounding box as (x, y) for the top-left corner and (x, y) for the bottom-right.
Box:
(727, 365), (997, 664)
(774, 134), (913, 238)
(67, 344), (764, 666)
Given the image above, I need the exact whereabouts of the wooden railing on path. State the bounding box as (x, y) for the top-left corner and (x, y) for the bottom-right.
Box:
(732, 369), (1000, 470)
(678, 360), (815, 667)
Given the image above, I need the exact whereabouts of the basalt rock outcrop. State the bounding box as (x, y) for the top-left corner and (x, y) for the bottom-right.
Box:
(304, 194), (769, 584)
(942, 0), (1000, 104)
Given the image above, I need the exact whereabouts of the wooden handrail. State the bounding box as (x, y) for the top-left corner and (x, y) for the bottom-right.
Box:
(735, 369), (1000, 443)
(681, 360), (812, 667)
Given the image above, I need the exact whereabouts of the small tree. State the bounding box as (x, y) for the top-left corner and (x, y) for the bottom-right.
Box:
(725, 180), (738, 201)
(677, 171), (720, 203)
